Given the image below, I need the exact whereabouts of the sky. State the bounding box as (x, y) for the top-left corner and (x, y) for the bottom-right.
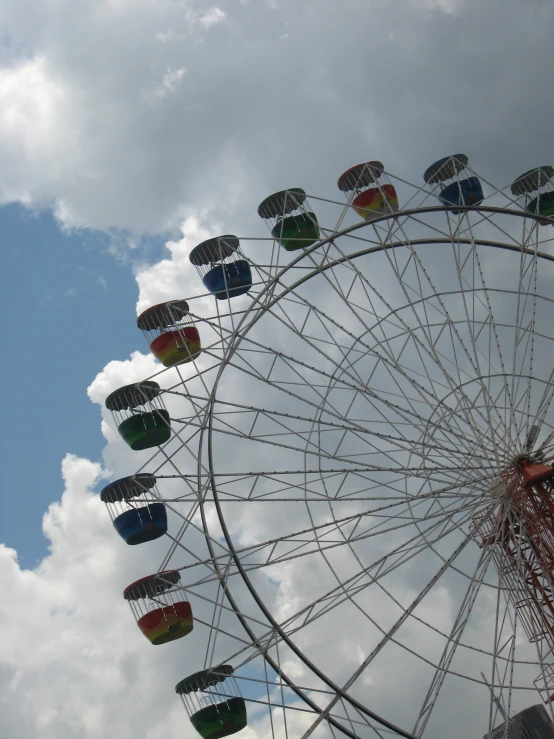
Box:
(0, 0), (553, 737)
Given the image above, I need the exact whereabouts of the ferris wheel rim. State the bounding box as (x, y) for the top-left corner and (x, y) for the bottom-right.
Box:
(183, 204), (551, 356)
(130, 196), (552, 738)
(186, 203), (552, 736)
(217, 205), (553, 353)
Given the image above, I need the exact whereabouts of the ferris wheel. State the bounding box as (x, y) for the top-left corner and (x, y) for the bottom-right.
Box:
(99, 156), (554, 739)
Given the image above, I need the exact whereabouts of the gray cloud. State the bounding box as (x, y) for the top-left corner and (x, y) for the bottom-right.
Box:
(1, 0), (552, 235)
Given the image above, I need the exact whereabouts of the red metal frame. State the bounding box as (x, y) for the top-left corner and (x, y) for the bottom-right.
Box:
(471, 459), (554, 702)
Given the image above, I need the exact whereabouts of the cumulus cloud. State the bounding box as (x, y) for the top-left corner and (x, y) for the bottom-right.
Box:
(1, 0), (552, 234)
(0, 443), (309, 738)
(134, 215), (215, 313)
(0, 454), (189, 738)
(0, 57), (70, 206)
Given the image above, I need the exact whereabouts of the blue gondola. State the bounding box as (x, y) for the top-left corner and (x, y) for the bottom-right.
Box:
(100, 474), (168, 545)
(424, 154), (484, 214)
(190, 236), (252, 299)
(439, 176), (484, 214)
(202, 259), (252, 298)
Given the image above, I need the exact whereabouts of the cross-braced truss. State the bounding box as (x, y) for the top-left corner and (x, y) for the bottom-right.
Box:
(114, 167), (554, 739)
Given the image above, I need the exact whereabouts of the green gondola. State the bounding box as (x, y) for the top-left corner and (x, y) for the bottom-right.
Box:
(271, 212), (320, 251)
(176, 666), (247, 739)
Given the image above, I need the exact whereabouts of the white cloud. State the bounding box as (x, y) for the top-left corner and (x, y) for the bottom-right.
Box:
(0, 444), (331, 738)
(161, 66), (187, 93)
(0, 57), (70, 205)
(0, 0), (551, 233)
(0, 454), (188, 739)
(143, 66), (187, 104)
(199, 7), (227, 27)
(134, 215), (215, 314)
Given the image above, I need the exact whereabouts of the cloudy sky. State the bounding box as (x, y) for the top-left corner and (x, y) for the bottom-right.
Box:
(1, 0), (553, 737)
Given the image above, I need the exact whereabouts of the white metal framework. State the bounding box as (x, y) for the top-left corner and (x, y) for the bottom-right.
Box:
(115, 164), (554, 739)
